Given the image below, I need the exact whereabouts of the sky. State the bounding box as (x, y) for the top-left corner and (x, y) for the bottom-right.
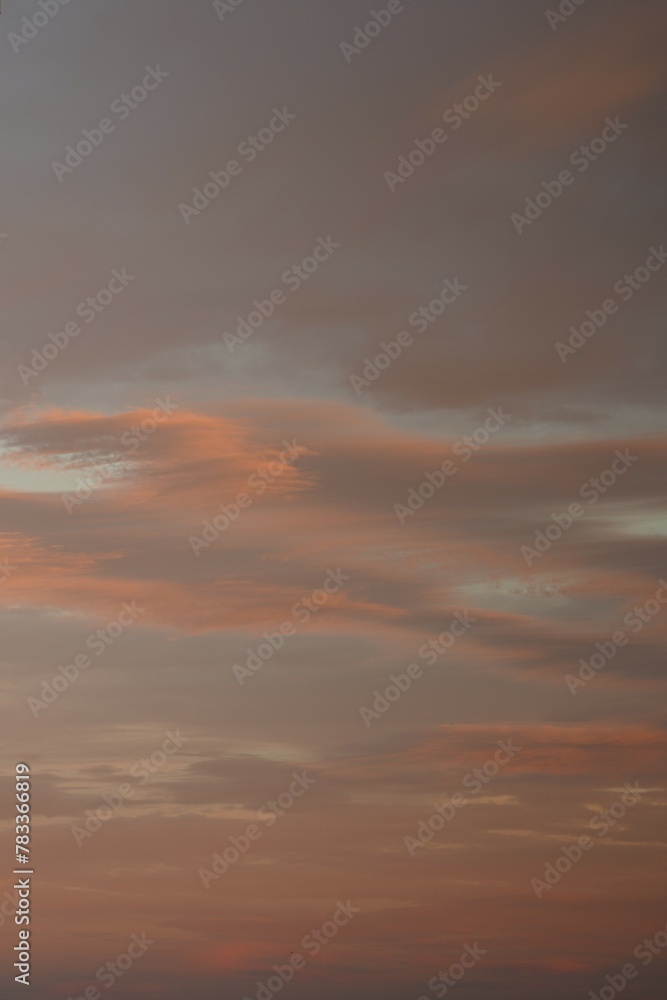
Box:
(1, 0), (666, 998)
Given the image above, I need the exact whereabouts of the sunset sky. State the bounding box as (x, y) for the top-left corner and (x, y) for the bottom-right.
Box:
(1, 1), (666, 998)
